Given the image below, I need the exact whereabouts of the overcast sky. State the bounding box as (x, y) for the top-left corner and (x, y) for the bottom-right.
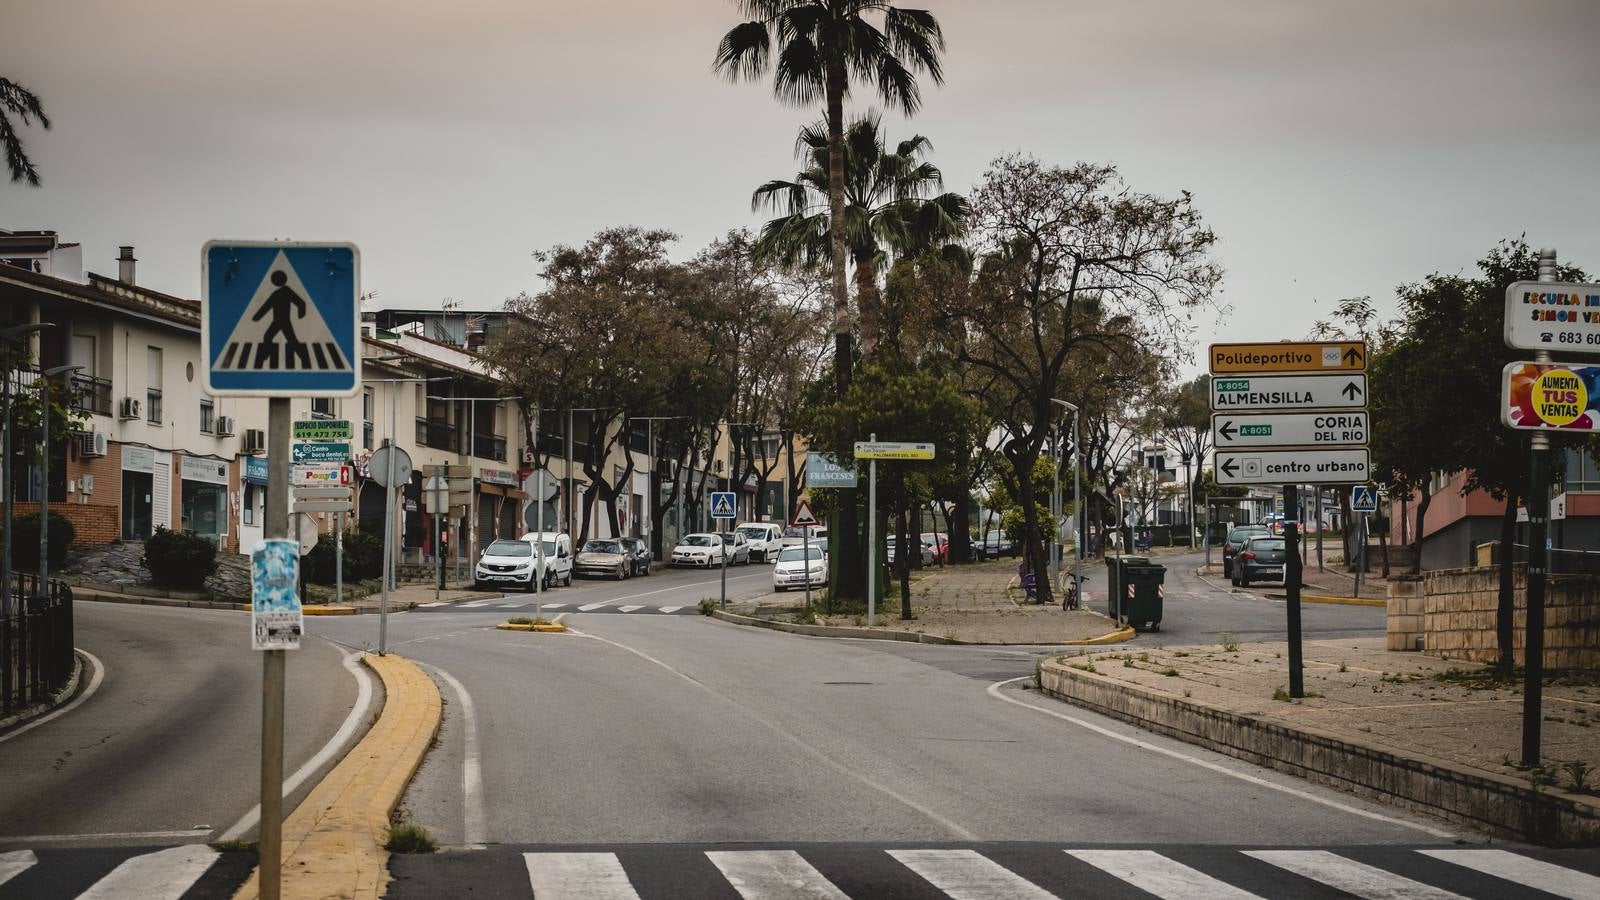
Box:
(4, 0), (1598, 372)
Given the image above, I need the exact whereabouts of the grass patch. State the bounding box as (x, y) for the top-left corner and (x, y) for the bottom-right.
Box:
(507, 616), (533, 625)
(1563, 760), (1593, 793)
(1219, 632), (1239, 653)
(1272, 688), (1291, 702)
(384, 820), (437, 853)
(699, 597), (718, 616)
(1162, 668), (1180, 677)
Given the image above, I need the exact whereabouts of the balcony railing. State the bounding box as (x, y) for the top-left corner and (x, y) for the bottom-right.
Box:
(469, 434), (507, 462)
(69, 374), (112, 416)
(416, 418), (457, 450)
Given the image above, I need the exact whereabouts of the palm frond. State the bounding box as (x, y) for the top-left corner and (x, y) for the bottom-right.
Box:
(883, 7), (946, 83)
(0, 78), (48, 187)
(751, 178), (812, 216)
(713, 22), (772, 81)
(874, 54), (921, 115)
(773, 35), (824, 105)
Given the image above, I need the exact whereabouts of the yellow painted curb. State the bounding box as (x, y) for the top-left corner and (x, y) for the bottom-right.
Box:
(1302, 593), (1386, 607)
(495, 622), (568, 633)
(303, 606), (357, 616)
(233, 654), (441, 900)
(1062, 625), (1137, 645)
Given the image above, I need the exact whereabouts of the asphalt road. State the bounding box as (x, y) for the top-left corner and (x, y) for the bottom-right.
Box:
(0, 601), (367, 850)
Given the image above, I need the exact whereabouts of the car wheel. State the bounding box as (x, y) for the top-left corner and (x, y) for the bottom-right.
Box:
(617, 564), (627, 580)
(543, 569), (554, 590)
(774, 585), (785, 592)
(526, 573), (539, 592)
(1238, 571), (1250, 587)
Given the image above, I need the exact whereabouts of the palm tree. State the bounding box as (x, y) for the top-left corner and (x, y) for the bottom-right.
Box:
(752, 112), (967, 356)
(714, 1), (946, 395)
(1, 77), (50, 186)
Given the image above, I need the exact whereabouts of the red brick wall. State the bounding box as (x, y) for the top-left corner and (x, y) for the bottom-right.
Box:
(12, 500), (119, 546)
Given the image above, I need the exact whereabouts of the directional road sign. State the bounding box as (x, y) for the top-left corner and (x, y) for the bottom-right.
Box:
(1215, 449), (1370, 485)
(293, 486), (353, 500)
(853, 441), (935, 460)
(1211, 373), (1367, 412)
(790, 497), (820, 528)
(1351, 485), (1378, 513)
(1211, 411), (1368, 448)
(203, 242), (361, 397)
(294, 499), (353, 514)
(293, 419), (353, 441)
(1209, 341), (1366, 375)
(1501, 361), (1600, 432)
(710, 491), (736, 519)
(294, 464), (351, 486)
(1503, 280), (1600, 352)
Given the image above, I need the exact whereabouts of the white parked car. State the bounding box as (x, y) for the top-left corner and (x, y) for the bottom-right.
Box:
(477, 533), (572, 591)
(771, 545), (827, 592)
(736, 522), (783, 562)
(671, 533), (726, 568)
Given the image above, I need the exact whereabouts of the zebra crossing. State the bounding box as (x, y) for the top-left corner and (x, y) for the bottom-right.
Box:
(423, 598), (696, 615)
(0, 845), (255, 899)
(386, 844), (1600, 899)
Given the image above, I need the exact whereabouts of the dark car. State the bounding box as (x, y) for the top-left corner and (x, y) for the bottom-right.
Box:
(619, 536), (651, 576)
(1233, 536), (1287, 586)
(1222, 525), (1269, 574)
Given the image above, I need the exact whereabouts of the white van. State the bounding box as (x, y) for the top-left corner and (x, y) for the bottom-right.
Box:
(735, 522), (783, 562)
(473, 531), (572, 591)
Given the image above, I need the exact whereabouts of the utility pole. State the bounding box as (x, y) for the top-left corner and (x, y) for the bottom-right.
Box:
(1285, 482), (1304, 698)
(1522, 248), (1559, 767)
(866, 432), (878, 626)
(261, 397), (289, 900)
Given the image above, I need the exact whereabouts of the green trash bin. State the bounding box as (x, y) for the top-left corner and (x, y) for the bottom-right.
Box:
(1103, 555), (1149, 622)
(1122, 563), (1166, 632)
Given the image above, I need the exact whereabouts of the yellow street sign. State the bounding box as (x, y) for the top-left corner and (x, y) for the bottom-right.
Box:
(854, 441), (935, 460)
(1209, 341), (1367, 375)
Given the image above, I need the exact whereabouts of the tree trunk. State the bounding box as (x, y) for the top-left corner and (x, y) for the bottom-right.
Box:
(949, 495), (972, 564)
(1377, 508), (1390, 577)
(855, 248), (881, 359)
(897, 499), (912, 620)
(1496, 490), (1517, 675)
(1013, 452), (1052, 605)
(1411, 485), (1432, 575)
(824, 59), (863, 604)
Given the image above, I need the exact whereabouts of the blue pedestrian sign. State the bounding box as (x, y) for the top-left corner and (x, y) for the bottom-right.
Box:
(1351, 485), (1378, 513)
(710, 491), (736, 520)
(203, 241), (361, 397)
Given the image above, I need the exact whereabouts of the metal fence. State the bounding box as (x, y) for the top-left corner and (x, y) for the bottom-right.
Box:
(1, 575), (75, 718)
(1506, 542), (1600, 577)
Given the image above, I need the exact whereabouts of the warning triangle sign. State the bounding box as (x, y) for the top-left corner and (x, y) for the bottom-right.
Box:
(216, 251), (352, 373)
(790, 497), (820, 528)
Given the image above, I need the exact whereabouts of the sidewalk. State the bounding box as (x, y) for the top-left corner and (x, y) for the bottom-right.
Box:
(1038, 637), (1600, 843)
(726, 559), (1130, 645)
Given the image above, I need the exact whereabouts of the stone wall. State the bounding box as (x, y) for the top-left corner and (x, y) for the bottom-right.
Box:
(1394, 564), (1600, 671)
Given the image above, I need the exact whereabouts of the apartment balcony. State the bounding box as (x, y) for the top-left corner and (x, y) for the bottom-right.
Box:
(69, 374), (113, 416)
(416, 417), (457, 450)
(470, 433), (507, 462)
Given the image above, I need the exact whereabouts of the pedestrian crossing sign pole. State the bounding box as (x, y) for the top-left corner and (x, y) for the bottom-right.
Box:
(711, 491), (735, 607)
(203, 241), (360, 900)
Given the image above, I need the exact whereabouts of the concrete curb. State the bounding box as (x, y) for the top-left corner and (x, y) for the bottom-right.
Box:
(232, 654), (443, 900)
(1301, 593), (1386, 607)
(302, 606), (357, 616)
(709, 608), (1135, 647)
(0, 651), (84, 734)
(76, 591), (249, 612)
(495, 622), (568, 633)
(1036, 657), (1600, 846)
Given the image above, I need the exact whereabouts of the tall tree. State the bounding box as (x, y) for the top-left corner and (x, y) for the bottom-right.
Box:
(1154, 374), (1212, 542)
(753, 112), (967, 356)
(1, 76), (49, 185)
(716, 0), (947, 600)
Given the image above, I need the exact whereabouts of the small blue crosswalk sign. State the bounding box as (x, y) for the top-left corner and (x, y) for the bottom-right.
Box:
(1351, 485), (1377, 513)
(203, 241), (361, 397)
(711, 491), (736, 519)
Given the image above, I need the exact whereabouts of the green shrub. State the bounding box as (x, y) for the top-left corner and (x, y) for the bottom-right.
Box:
(303, 530), (384, 584)
(4, 511), (75, 572)
(384, 820), (436, 853)
(142, 527), (218, 589)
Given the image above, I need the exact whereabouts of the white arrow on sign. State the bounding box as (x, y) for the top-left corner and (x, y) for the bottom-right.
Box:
(1211, 411), (1369, 448)
(1210, 373), (1367, 412)
(1215, 448), (1370, 485)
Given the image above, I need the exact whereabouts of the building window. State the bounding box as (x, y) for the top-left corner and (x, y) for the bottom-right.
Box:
(363, 388), (375, 450)
(1564, 449), (1600, 493)
(200, 399), (214, 433)
(147, 346), (163, 424)
(311, 397), (334, 419)
(147, 389), (163, 424)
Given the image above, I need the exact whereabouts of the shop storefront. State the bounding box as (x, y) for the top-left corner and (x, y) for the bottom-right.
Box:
(180, 455), (229, 545)
(238, 456), (269, 555)
(120, 445), (170, 540)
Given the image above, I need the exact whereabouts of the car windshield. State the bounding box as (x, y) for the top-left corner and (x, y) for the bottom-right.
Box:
(582, 540), (621, 554)
(720, 533), (739, 543)
(484, 540), (531, 558)
(777, 547), (820, 562)
(682, 535), (717, 547)
(737, 526), (767, 538)
(1229, 528), (1267, 542)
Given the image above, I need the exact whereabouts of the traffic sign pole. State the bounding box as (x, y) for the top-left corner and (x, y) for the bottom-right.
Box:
(260, 397), (289, 900)
(867, 434), (877, 627)
(1284, 483), (1304, 699)
(1522, 248), (1560, 767)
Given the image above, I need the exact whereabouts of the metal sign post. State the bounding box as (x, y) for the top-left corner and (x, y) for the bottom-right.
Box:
(711, 490), (736, 606)
(792, 498), (820, 609)
(370, 443), (412, 657)
(853, 439), (938, 625)
(1284, 483), (1304, 698)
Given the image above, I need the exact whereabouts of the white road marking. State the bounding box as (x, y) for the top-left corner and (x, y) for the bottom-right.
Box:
(0, 829), (212, 844)
(987, 677), (1456, 839)
(540, 603), (568, 610)
(0, 648), (104, 745)
(524, 852), (641, 899)
(429, 665), (487, 849)
(1245, 850), (1466, 899)
(658, 606), (682, 614)
(0, 850), (37, 887)
(497, 600), (528, 608)
(1068, 849), (1262, 899)
(707, 849), (849, 899)
(461, 598), (501, 608)
(78, 844), (219, 900)
(219, 648), (375, 841)
(569, 627), (977, 840)
(1419, 849), (1600, 898)
(617, 605), (643, 613)
(578, 601), (614, 612)
(889, 849), (1056, 899)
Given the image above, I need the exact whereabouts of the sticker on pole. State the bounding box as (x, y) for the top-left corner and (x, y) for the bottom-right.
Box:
(711, 491), (736, 520)
(251, 539), (303, 650)
(1502, 362), (1600, 431)
(790, 497), (820, 528)
(203, 242), (361, 397)
(1351, 485), (1378, 513)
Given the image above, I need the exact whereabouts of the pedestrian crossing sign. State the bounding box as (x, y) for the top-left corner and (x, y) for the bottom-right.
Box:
(1351, 485), (1378, 513)
(203, 241), (361, 397)
(711, 491), (736, 520)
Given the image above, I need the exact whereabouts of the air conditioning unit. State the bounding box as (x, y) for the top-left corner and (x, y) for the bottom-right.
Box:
(117, 397), (141, 420)
(243, 428), (267, 454)
(79, 431), (108, 458)
(215, 415), (235, 437)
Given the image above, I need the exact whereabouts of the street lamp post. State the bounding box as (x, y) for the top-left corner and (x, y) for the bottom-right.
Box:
(1, 322), (50, 617)
(38, 365), (83, 596)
